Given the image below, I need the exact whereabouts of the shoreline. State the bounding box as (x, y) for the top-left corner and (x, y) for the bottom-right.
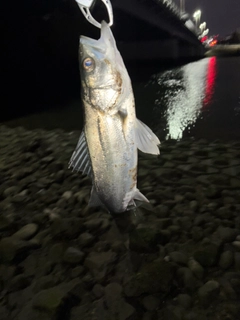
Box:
(1, 124), (240, 320)
(205, 44), (240, 57)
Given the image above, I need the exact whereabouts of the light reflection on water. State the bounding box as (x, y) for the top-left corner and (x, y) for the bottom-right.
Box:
(150, 57), (217, 140)
(203, 57), (217, 107)
(4, 56), (240, 141)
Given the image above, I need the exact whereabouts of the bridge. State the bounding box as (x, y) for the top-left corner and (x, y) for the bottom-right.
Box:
(94, 0), (205, 61)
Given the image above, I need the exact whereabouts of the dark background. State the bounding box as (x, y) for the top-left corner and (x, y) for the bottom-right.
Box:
(2, 0), (239, 123)
(2, 0), (105, 121)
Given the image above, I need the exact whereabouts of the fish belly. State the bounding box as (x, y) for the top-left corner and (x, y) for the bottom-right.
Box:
(84, 103), (137, 212)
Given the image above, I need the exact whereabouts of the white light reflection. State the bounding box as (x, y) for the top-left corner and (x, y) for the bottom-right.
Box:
(153, 58), (209, 140)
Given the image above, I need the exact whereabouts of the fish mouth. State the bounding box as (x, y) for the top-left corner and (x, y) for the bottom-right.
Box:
(80, 20), (115, 51)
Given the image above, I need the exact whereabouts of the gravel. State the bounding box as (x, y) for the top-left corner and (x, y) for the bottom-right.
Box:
(1, 124), (240, 320)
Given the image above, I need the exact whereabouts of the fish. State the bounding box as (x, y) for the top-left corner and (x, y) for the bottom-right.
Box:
(69, 20), (160, 213)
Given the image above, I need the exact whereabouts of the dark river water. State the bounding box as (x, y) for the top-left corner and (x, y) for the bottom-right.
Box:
(146, 56), (240, 141)
(5, 56), (240, 141)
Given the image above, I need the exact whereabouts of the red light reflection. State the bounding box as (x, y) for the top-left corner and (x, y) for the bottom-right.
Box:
(203, 57), (216, 107)
(201, 36), (207, 43)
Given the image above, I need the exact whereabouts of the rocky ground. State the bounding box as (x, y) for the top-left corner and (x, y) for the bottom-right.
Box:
(1, 124), (240, 320)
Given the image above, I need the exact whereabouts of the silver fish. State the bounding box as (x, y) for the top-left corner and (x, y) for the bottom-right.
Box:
(69, 21), (160, 213)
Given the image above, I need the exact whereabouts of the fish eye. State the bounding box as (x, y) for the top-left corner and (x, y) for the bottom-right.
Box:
(83, 57), (95, 72)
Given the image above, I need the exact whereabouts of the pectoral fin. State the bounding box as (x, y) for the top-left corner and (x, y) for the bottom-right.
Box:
(89, 187), (104, 208)
(68, 131), (92, 176)
(135, 119), (160, 155)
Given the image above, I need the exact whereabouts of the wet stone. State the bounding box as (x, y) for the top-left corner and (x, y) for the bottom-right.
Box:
(193, 243), (221, 267)
(70, 304), (93, 320)
(0, 264), (16, 284)
(82, 273), (96, 290)
(129, 228), (161, 253)
(84, 251), (117, 282)
(104, 282), (122, 307)
(168, 225), (181, 235)
(78, 232), (96, 248)
(219, 251), (234, 270)
(17, 304), (52, 320)
(142, 312), (155, 320)
(0, 306), (9, 320)
(63, 247), (85, 265)
(156, 218), (172, 229)
(216, 226), (239, 243)
(48, 243), (65, 264)
(234, 252), (240, 270)
(11, 194), (26, 203)
(104, 282), (136, 320)
(84, 219), (103, 231)
(188, 258), (204, 280)
(220, 279), (237, 300)
(169, 251), (188, 265)
(198, 280), (220, 306)
(189, 200), (198, 211)
(94, 241), (111, 252)
(12, 223), (38, 240)
(41, 156), (54, 164)
(194, 216), (205, 226)
(158, 305), (184, 320)
(62, 191), (73, 200)
(55, 170), (65, 183)
(154, 205), (169, 218)
(8, 274), (31, 292)
(0, 214), (13, 230)
(177, 294), (192, 309)
(236, 235), (240, 241)
(232, 241), (240, 251)
(177, 267), (197, 292)
(191, 226), (203, 242)
(32, 287), (65, 314)
(92, 283), (104, 298)
(231, 178), (240, 188)
(33, 275), (56, 293)
(178, 216), (192, 231)
(124, 259), (174, 297)
(0, 237), (36, 263)
(111, 241), (127, 253)
(71, 266), (85, 278)
(216, 206), (234, 219)
(51, 218), (85, 239)
(3, 186), (20, 197)
(142, 295), (160, 311)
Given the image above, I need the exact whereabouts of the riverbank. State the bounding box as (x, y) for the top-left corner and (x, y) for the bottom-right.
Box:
(205, 44), (240, 57)
(1, 124), (240, 320)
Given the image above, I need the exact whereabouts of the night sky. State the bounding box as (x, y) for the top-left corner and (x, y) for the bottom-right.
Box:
(185, 0), (240, 37)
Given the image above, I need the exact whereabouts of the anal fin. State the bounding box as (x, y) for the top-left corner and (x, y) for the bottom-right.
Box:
(123, 188), (149, 211)
(89, 187), (104, 208)
(133, 188), (149, 203)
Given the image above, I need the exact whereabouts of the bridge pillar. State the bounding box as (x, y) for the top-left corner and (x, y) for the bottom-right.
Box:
(178, 42), (204, 59)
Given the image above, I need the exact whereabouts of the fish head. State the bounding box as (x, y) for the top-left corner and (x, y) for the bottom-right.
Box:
(79, 21), (129, 112)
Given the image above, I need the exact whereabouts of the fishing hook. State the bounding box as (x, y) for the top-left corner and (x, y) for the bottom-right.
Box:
(75, 0), (113, 28)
